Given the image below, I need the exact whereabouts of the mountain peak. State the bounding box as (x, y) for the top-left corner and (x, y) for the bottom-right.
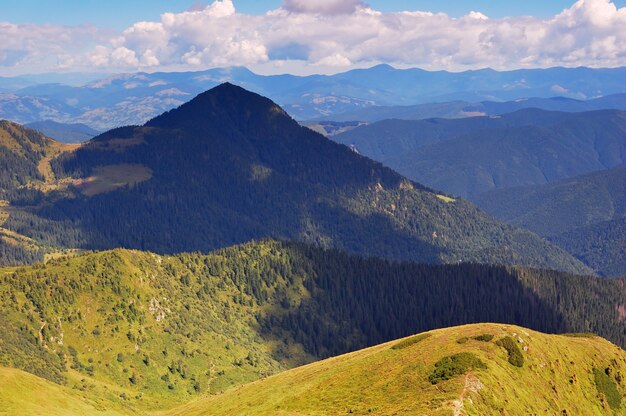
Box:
(145, 82), (291, 131)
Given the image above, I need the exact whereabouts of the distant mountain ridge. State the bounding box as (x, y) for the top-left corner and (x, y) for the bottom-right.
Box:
(25, 120), (100, 143)
(334, 109), (626, 198)
(1, 65), (626, 128)
(0, 84), (591, 274)
(323, 93), (626, 123)
(475, 166), (626, 276)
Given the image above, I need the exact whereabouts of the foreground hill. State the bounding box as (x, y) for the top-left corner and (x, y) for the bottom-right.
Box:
(0, 367), (127, 416)
(475, 166), (626, 277)
(2, 324), (624, 415)
(0, 241), (623, 411)
(169, 324), (626, 416)
(1, 83), (589, 273)
(334, 109), (626, 198)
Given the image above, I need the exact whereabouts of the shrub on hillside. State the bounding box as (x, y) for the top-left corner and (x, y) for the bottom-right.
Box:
(496, 337), (524, 367)
(593, 368), (622, 410)
(391, 333), (431, 350)
(473, 334), (494, 342)
(428, 352), (487, 384)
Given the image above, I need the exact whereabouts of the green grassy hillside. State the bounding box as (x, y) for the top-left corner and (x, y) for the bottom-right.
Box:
(167, 324), (626, 416)
(0, 367), (127, 416)
(160, 324), (626, 415)
(0, 240), (623, 413)
(2, 324), (624, 415)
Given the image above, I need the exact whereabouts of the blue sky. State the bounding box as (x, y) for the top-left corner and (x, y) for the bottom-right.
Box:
(4, 0), (624, 29)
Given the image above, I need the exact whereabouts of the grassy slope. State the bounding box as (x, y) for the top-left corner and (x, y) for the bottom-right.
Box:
(0, 241), (623, 413)
(1, 324), (624, 415)
(166, 323), (626, 416)
(0, 367), (127, 416)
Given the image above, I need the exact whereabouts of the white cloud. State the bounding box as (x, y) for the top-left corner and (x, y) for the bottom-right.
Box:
(2, 0), (626, 75)
(282, 0), (364, 15)
(0, 22), (103, 74)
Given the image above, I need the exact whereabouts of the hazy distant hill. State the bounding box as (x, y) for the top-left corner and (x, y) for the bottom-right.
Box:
(0, 84), (590, 274)
(335, 109), (626, 198)
(475, 166), (626, 276)
(2, 65), (626, 128)
(25, 120), (100, 143)
(325, 93), (626, 123)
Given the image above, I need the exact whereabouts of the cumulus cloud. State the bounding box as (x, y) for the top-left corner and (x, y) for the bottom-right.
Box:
(2, 0), (626, 75)
(0, 22), (102, 74)
(282, 0), (364, 15)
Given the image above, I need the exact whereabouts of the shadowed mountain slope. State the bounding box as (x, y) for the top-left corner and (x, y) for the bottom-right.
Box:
(0, 83), (589, 273)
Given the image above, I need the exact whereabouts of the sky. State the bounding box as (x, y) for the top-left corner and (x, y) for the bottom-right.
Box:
(1, 0), (626, 76)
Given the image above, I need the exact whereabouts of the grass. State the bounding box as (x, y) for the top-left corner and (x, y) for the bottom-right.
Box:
(1, 323), (625, 415)
(77, 164), (152, 196)
(163, 323), (626, 416)
(436, 194), (456, 203)
(0, 367), (127, 416)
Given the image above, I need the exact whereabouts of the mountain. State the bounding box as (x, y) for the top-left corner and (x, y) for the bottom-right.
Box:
(25, 120), (100, 143)
(323, 93), (626, 123)
(334, 109), (626, 198)
(2, 65), (626, 128)
(0, 121), (80, 266)
(0, 241), (623, 412)
(0, 83), (588, 273)
(3, 323), (625, 415)
(0, 120), (52, 196)
(475, 166), (626, 277)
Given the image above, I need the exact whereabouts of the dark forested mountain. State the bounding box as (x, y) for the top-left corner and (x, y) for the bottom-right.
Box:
(0, 120), (52, 196)
(475, 166), (626, 277)
(324, 93), (626, 123)
(3, 65), (626, 128)
(0, 241), (623, 407)
(0, 121), (63, 265)
(0, 84), (590, 274)
(334, 109), (626, 198)
(25, 120), (100, 143)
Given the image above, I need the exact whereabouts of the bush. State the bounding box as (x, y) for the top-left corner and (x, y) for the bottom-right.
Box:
(473, 334), (494, 342)
(457, 337), (469, 344)
(593, 368), (622, 410)
(496, 337), (524, 367)
(391, 333), (431, 350)
(428, 352), (487, 384)
(563, 333), (597, 338)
